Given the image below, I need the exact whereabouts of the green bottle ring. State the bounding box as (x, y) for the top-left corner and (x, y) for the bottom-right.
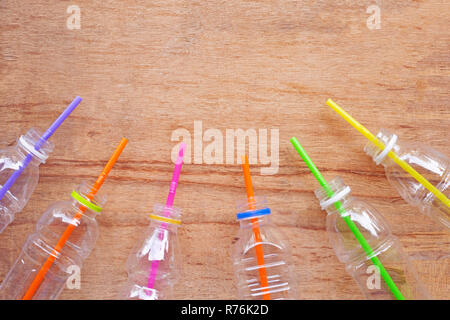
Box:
(70, 190), (102, 213)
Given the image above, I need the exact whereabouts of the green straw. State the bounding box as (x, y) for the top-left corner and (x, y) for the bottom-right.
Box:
(290, 137), (405, 300)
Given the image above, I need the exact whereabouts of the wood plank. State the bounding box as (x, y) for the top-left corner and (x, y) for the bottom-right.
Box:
(0, 0), (448, 299)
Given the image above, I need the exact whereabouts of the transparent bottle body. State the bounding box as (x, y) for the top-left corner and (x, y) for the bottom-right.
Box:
(118, 204), (181, 300)
(232, 197), (296, 300)
(316, 177), (430, 300)
(365, 128), (449, 228)
(0, 181), (104, 300)
(0, 128), (54, 233)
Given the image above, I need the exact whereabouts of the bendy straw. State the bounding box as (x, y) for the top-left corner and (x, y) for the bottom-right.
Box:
(0, 96), (82, 201)
(22, 137), (128, 300)
(290, 137), (405, 300)
(326, 98), (450, 210)
(241, 155), (271, 300)
(147, 142), (186, 290)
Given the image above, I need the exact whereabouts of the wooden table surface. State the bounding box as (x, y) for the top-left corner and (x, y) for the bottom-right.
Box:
(0, 1), (448, 300)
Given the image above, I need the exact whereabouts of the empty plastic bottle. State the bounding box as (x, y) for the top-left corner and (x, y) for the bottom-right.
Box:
(315, 176), (430, 299)
(119, 143), (185, 300)
(233, 196), (297, 300)
(0, 137), (127, 300)
(0, 96), (81, 233)
(119, 204), (182, 300)
(0, 128), (54, 232)
(234, 156), (296, 300)
(0, 181), (105, 299)
(364, 128), (449, 228)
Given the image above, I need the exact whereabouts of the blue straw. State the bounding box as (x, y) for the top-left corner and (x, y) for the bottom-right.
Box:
(0, 96), (82, 201)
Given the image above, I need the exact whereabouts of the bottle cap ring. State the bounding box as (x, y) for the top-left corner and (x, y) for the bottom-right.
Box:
(149, 213), (181, 225)
(18, 135), (49, 162)
(320, 186), (351, 213)
(374, 134), (398, 165)
(236, 207), (271, 220)
(71, 190), (102, 213)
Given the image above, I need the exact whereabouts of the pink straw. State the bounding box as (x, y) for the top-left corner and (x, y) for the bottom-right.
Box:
(147, 142), (186, 290)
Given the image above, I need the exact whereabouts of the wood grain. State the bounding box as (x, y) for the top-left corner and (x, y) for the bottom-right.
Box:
(0, 0), (448, 299)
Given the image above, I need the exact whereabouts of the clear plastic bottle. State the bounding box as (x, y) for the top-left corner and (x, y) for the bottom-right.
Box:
(232, 196), (296, 300)
(0, 181), (105, 300)
(0, 128), (54, 233)
(315, 177), (430, 300)
(118, 204), (181, 300)
(364, 128), (449, 228)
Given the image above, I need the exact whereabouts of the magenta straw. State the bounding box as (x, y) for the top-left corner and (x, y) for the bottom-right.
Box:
(0, 96), (82, 201)
(147, 142), (186, 290)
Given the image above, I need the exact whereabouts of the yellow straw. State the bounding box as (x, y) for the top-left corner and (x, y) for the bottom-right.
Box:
(326, 98), (450, 209)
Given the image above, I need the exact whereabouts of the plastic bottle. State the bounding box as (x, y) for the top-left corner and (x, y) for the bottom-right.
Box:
(119, 143), (185, 300)
(325, 98), (449, 229)
(315, 176), (430, 299)
(233, 155), (296, 300)
(0, 128), (54, 232)
(233, 196), (296, 300)
(0, 137), (127, 300)
(0, 96), (81, 233)
(364, 129), (449, 228)
(118, 204), (182, 300)
(0, 181), (105, 299)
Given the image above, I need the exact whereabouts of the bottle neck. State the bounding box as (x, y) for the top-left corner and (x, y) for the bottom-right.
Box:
(238, 214), (270, 229)
(149, 219), (180, 232)
(69, 200), (99, 220)
(148, 203), (182, 231)
(236, 195), (271, 228)
(364, 128), (400, 167)
(236, 196), (268, 213)
(16, 146), (42, 166)
(16, 128), (54, 165)
(68, 180), (107, 220)
(314, 176), (353, 216)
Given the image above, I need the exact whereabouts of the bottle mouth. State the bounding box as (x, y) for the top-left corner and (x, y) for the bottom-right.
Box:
(236, 195), (267, 211)
(148, 203), (182, 225)
(70, 180), (107, 214)
(17, 128), (54, 163)
(363, 128), (398, 165)
(235, 195), (270, 220)
(314, 177), (351, 213)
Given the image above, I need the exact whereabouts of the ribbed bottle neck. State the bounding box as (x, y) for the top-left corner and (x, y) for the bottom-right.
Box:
(364, 128), (400, 167)
(314, 177), (353, 216)
(16, 128), (54, 165)
(236, 196), (271, 228)
(148, 203), (182, 231)
(68, 180), (107, 219)
(238, 215), (270, 229)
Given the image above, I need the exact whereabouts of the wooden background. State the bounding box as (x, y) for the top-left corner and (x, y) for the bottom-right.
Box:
(0, 0), (448, 299)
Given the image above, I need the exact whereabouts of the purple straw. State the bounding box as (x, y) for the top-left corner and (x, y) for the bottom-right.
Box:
(0, 96), (82, 201)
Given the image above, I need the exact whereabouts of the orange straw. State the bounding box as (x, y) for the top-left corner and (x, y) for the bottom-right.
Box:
(241, 155), (271, 300)
(22, 137), (128, 300)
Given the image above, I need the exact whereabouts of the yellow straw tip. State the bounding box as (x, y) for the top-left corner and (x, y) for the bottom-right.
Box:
(326, 98), (336, 106)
